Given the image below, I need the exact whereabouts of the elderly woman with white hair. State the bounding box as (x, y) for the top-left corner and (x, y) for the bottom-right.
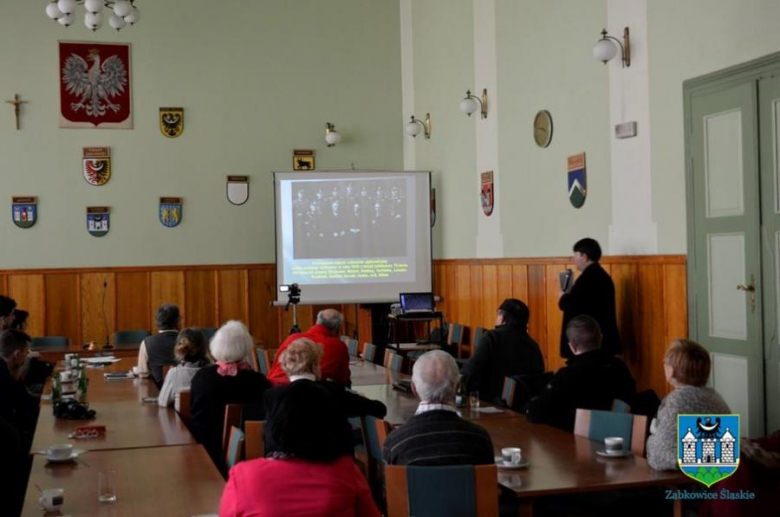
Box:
(190, 320), (271, 471)
(263, 338), (386, 459)
(382, 350), (494, 466)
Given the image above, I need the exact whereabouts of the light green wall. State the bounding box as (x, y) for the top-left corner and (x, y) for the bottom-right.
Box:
(0, 0), (402, 268)
(411, 0), (477, 259)
(496, 0), (610, 258)
(648, 0), (780, 253)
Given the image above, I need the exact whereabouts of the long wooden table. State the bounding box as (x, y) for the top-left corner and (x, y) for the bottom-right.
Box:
(22, 444), (224, 516)
(24, 358), (222, 516)
(349, 358), (409, 386)
(32, 360), (194, 453)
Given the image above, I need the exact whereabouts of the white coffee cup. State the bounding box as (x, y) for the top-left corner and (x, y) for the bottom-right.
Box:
(47, 444), (74, 460)
(501, 447), (523, 465)
(39, 488), (64, 511)
(604, 437), (624, 453)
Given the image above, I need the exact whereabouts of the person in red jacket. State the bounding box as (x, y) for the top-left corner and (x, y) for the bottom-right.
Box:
(267, 309), (350, 386)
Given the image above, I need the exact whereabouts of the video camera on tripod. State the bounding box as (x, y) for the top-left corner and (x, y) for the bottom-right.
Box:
(279, 283), (302, 334)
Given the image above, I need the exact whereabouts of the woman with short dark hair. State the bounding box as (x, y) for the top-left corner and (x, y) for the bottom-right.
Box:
(157, 328), (209, 408)
(219, 352), (381, 516)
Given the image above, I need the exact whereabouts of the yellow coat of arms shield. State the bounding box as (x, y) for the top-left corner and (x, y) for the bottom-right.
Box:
(160, 107), (184, 138)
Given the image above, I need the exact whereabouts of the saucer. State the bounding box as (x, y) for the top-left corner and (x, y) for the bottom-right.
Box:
(42, 449), (86, 463)
(596, 449), (633, 458)
(494, 456), (530, 469)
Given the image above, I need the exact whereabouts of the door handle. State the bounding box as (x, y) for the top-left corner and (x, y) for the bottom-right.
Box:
(736, 275), (756, 313)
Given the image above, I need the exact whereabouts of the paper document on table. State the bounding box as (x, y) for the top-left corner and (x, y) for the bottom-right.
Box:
(82, 356), (120, 364)
(476, 407), (504, 414)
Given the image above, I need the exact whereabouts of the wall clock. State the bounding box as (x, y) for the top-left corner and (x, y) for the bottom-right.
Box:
(533, 110), (553, 148)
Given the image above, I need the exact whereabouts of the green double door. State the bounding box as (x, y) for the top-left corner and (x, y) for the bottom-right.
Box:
(687, 61), (780, 437)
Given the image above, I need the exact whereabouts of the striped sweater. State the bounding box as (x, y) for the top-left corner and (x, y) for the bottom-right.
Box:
(382, 410), (494, 466)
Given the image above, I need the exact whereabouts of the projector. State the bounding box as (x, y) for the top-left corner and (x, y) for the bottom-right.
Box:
(390, 303), (402, 316)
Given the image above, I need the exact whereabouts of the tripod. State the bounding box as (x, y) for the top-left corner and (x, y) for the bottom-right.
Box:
(283, 284), (302, 335)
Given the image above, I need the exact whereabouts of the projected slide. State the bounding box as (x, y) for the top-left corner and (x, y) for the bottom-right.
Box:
(274, 171), (432, 304)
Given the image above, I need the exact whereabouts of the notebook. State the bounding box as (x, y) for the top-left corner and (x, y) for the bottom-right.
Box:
(399, 292), (435, 314)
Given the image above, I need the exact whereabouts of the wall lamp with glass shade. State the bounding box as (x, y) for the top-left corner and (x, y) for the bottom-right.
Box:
(325, 122), (341, 147)
(405, 113), (431, 140)
(460, 89), (488, 119)
(593, 27), (630, 67)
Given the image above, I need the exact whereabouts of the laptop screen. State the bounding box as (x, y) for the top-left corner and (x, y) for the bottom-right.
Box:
(400, 292), (434, 312)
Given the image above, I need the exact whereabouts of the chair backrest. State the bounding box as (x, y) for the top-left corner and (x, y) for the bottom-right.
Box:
(501, 377), (517, 408)
(225, 426), (245, 470)
(447, 323), (466, 357)
(472, 327), (486, 352)
(363, 342), (377, 363)
(505, 372), (554, 410)
(113, 329), (152, 346)
(387, 353), (404, 373)
(574, 408), (649, 457)
(222, 404), (243, 455)
(31, 336), (69, 351)
(385, 464), (499, 517)
(200, 327), (218, 342)
(340, 335), (350, 344)
(253, 347), (271, 375)
(347, 338), (359, 357)
(244, 420), (265, 460)
(611, 399), (631, 413)
(175, 388), (191, 421)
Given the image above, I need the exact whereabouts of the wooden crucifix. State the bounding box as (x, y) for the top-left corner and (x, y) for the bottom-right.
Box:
(5, 94), (28, 130)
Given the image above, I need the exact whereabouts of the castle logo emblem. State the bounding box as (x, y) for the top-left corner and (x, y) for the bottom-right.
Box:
(677, 414), (740, 488)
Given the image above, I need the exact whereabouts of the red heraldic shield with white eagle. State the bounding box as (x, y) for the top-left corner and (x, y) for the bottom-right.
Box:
(59, 42), (132, 129)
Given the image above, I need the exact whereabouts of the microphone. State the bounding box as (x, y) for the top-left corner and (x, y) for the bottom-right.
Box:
(559, 269), (573, 292)
(101, 280), (111, 350)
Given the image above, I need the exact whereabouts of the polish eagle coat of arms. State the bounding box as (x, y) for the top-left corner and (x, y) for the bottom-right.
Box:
(59, 42), (132, 129)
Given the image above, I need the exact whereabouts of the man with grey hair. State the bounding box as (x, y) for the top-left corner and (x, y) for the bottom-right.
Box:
(267, 308), (351, 386)
(382, 350), (494, 466)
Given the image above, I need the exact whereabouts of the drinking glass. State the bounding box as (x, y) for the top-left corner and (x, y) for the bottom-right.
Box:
(469, 391), (480, 409)
(98, 471), (117, 503)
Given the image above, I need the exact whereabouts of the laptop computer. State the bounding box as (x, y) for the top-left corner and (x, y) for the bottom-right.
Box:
(399, 292), (435, 314)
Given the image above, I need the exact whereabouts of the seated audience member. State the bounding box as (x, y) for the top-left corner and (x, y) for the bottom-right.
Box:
(9, 309), (28, 331)
(646, 339), (730, 471)
(137, 304), (181, 387)
(0, 415), (25, 517)
(383, 350), (494, 466)
(526, 315), (636, 432)
(264, 338), (386, 458)
(0, 329), (39, 449)
(0, 296), (18, 330)
(462, 298), (544, 402)
(158, 328), (210, 408)
(220, 379), (380, 517)
(267, 308), (350, 386)
(190, 320), (271, 470)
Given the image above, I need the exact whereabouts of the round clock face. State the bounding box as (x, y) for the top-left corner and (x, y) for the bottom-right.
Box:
(533, 110), (553, 148)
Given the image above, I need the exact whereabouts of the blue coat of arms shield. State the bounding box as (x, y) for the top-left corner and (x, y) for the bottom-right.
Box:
(678, 414), (740, 487)
(12, 196), (37, 229)
(567, 152), (587, 209)
(86, 207), (110, 237)
(159, 197), (182, 228)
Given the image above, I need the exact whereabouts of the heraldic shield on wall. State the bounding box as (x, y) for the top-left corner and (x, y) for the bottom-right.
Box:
(83, 147), (111, 186)
(568, 152), (587, 209)
(160, 107), (184, 138)
(227, 176), (249, 206)
(677, 414), (740, 488)
(159, 197), (182, 228)
(59, 42), (132, 129)
(86, 207), (110, 237)
(12, 197), (37, 229)
(481, 170), (494, 216)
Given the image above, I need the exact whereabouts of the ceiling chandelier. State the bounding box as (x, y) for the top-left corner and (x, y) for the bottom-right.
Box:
(45, 0), (140, 32)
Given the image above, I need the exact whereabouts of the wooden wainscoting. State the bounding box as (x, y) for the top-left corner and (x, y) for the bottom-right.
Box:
(433, 255), (687, 398)
(0, 255), (686, 397)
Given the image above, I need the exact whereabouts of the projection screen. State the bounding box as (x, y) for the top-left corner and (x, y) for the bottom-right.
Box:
(273, 170), (432, 304)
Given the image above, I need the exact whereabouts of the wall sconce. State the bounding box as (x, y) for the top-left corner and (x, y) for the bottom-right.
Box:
(460, 89), (488, 119)
(405, 113), (431, 139)
(325, 122), (341, 147)
(593, 27), (630, 67)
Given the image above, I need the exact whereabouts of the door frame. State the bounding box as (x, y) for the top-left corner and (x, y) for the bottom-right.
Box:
(684, 51), (780, 438)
